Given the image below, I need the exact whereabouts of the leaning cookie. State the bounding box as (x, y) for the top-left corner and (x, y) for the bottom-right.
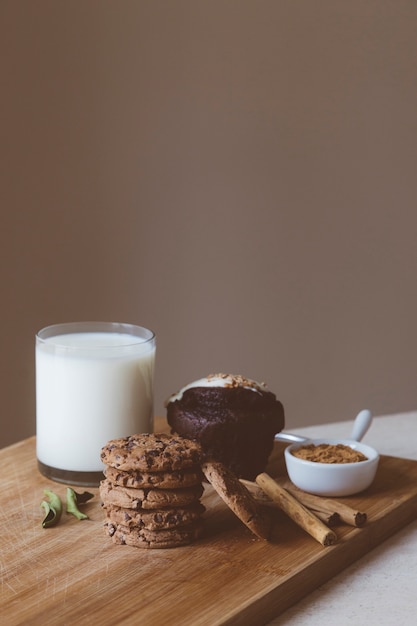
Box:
(105, 502), (206, 531)
(202, 460), (272, 540)
(104, 465), (203, 490)
(100, 479), (204, 510)
(104, 520), (204, 549)
(101, 433), (203, 472)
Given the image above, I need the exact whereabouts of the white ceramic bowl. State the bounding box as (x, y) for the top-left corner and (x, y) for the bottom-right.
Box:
(284, 438), (380, 497)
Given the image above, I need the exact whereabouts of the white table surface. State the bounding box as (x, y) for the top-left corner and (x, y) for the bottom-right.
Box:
(268, 411), (417, 626)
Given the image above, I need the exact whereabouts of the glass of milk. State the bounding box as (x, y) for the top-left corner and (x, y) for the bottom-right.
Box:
(35, 322), (156, 486)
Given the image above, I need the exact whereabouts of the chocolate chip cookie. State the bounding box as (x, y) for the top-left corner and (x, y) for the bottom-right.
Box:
(104, 520), (204, 549)
(100, 433), (203, 472)
(202, 460), (272, 540)
(99, 479), (204, 510)
(105, 502), (206, 531)
(104, 465), (203, 490)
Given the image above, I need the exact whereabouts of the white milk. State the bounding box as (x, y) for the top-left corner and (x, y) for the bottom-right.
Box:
(36, 330), (156, 472)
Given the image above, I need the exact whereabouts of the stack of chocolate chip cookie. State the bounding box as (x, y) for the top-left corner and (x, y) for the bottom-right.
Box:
(99, 433), (205, 549)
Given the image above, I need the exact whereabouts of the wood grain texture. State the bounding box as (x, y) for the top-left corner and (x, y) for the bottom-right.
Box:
(1, 419), (417, 625)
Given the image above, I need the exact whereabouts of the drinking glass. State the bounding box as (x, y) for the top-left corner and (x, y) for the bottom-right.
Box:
(36, 321), (156, 486)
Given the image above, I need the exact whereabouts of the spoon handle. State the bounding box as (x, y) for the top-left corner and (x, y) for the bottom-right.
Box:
(274, 432), (306, 443)
(350, 409), (372, 441)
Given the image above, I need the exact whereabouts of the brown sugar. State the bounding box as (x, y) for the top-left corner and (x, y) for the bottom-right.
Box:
(291, 443), (368, 464)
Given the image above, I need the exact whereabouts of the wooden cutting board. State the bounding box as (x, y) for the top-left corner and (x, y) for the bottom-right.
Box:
(1, 421), (417, 626)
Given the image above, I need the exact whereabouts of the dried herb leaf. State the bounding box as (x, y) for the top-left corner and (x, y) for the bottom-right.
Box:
(41, 490), (62, 528)
(66, 487), (93, 520)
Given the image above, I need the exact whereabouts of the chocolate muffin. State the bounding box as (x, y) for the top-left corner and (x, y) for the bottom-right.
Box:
(166, 374), (285, 480)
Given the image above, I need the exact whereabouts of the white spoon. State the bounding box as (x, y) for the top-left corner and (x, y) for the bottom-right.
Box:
(275, 409), (373, 444)
(349, 409), (372, 441)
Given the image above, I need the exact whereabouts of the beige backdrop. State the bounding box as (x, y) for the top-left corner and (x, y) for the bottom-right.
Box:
(1, 0), (416, 448)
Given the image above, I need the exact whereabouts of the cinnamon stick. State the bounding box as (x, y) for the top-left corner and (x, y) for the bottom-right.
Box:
(255, 473), (337, 547)
(278, 479), (367, 527)
(310, 509), (341, 527)
(240, 479), (341, 526)
(241, 478), (366, 528)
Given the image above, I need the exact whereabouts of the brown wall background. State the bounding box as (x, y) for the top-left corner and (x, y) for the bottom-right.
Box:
(1, 1), (416, 448)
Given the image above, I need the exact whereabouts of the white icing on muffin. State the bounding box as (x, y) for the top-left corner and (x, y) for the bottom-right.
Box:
(165, 373), (269, 405)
